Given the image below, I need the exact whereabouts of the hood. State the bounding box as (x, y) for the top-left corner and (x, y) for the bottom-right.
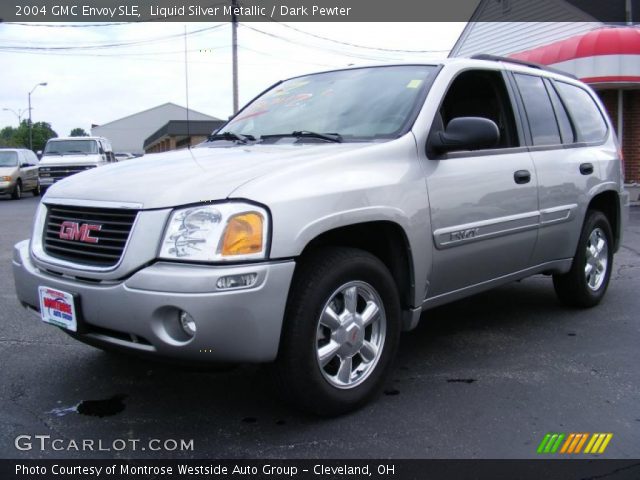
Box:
(44, 142), (374, 209)
(40, 154), (103, 166)
(0, 166), (18, 177)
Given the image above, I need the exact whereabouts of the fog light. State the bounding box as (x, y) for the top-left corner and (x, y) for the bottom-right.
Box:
(216, 273), (258, 290)
(179, 311), (196, 337)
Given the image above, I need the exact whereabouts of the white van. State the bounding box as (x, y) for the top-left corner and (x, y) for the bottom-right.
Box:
(38, 136), (115, 192)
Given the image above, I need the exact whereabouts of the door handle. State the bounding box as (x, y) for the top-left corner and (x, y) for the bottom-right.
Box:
(514, 170), (531, 184)
(580, 163), (594, 175)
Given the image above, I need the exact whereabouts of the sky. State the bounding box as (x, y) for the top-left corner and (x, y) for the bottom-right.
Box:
(0, 22), (466, 138)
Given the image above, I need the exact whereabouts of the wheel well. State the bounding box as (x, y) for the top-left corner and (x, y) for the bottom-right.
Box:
(587, 190), (620, 250)
(299, 222), (415, 309)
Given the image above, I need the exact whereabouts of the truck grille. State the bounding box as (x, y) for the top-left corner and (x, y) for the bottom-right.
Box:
(39, 165), (96, 182)
(43, 205), (138, 267)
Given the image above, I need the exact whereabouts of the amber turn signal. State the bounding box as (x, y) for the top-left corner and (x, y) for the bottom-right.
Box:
(220, 212), (264, 256)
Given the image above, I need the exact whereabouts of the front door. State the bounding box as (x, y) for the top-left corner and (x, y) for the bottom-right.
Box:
(424, 68), (539, 298)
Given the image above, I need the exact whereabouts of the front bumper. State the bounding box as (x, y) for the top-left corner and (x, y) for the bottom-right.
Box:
(13, 240), (295, 363)
(39, 177), (54, 187)
(0, 180), (15, 194)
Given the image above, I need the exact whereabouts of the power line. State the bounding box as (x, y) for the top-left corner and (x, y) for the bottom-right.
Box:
(0, 24), (226, 51)
(272, 22), (450, 54)
(238, 23), (393, 62)
(233, 0), (449, 54)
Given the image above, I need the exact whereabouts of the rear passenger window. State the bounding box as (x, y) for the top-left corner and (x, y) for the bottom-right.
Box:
(555, 82), (608, 143)
(545, 81), (574, 144)
(514, 73), (561, 146)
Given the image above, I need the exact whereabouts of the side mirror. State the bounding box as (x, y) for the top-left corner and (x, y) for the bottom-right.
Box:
(36, 150), (42, 159)
(430, 117), (500, 154)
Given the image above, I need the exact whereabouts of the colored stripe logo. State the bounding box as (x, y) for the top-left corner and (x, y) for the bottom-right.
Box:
(537, 433), (613, 454)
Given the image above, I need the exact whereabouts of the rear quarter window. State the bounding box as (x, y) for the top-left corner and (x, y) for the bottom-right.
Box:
(555, 81), (608, 143)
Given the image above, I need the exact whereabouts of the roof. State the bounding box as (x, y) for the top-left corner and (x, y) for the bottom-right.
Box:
(94, 102), (220, 129)
(143, 120), (225, 148)
(510, 27), (640, 85)
(48, 136), (106, 141)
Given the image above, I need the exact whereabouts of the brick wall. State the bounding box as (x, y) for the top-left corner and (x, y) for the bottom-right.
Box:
(598, 89), (640, 184)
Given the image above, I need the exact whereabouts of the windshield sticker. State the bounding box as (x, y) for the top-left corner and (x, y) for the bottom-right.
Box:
(285, 93), (313, 107)
(406, 79), (423, 89)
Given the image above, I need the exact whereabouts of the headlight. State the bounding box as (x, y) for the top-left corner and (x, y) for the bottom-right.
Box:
(159, 203), (268, 262)
(1, 176), (12, 182)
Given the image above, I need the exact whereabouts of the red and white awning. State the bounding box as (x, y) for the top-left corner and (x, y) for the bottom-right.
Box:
(510, 27), (640, 87)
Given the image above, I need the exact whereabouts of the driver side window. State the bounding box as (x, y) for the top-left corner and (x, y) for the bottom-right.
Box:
(431, 69), (520, 153)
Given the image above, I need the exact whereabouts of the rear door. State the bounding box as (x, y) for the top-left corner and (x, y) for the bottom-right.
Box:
(19, 150), (38, 190)
(511, 74), (609, 264)
(424, 68), (539, 298)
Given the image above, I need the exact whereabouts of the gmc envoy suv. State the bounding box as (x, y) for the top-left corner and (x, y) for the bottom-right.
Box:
(13, 56), (629, 415)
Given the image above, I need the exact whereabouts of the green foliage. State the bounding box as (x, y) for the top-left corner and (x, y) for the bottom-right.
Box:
(0, 120), (57, 151)
(69, 127), (89, 137)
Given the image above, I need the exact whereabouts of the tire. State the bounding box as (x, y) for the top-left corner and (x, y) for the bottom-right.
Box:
(553, 210), (613, 308)
(272, 247), (401, 416)
(33, 182), (41, 197)
(11, 180), (21, 200)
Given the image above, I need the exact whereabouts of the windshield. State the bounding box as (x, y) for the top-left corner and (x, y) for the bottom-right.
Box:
(0, 151), (18, 167)
(220, 65), (437, 141)
(44, 140), (99, 155)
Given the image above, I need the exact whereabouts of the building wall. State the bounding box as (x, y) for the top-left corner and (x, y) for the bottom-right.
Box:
(599, 90), (640, 183)
(92, 104), (216, 155)
(145, 134), (208, 154)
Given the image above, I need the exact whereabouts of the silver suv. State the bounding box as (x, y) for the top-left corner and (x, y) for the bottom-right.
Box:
(13, 57), (629, 415)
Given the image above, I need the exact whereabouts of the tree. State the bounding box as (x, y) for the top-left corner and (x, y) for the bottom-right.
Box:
(0, 126), (20, 147)
(69, 127), (89, 137)
(1, 120), (57, 152)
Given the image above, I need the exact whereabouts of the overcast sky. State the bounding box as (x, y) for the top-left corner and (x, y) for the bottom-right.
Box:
(0, 22), (466, 138)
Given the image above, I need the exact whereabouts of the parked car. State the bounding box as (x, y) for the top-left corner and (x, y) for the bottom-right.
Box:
(0, 148), (40, 199)
(38, 136), (115, 192)
(114, 152), (135, 161)
(13, 56), (629, 415)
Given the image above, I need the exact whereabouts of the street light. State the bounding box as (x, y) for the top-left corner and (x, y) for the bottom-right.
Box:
(2, 107), (27, 124)
(28, 82), (47, 151)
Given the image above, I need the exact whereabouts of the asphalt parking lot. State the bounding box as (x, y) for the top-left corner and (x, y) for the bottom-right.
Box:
(1, 195), (639, 460)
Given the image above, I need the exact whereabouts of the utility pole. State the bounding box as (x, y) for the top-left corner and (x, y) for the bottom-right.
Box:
(28, 82), (47, 151)
(231, 0), (239, 114)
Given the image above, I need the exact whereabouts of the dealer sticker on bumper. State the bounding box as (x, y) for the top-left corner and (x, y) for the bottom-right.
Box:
(38, 286), (77, 332)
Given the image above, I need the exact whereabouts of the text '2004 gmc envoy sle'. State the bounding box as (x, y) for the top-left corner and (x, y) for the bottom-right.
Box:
(13, 56), (629, 415)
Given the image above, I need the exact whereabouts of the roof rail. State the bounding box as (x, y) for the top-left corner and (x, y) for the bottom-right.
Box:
(470, 54), (578, 80)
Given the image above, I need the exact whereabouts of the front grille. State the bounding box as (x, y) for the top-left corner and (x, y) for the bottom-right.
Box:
(43, 205), (138, 267)
(39, 165), (96, 182)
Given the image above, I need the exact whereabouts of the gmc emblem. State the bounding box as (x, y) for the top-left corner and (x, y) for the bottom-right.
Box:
(59, 221), (102, 244)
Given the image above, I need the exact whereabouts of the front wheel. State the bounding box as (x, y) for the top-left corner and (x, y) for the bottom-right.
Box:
(272, 247), (401, 416)
(11, 180), (21, 200)
(33, 181), (41, 196)
(553, 210), (613, 308)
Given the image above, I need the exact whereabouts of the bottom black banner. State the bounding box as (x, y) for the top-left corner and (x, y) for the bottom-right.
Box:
(2, 459), (640, 480)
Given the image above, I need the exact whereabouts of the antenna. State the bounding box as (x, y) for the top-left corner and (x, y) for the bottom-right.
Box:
(184, 25), (191, 146)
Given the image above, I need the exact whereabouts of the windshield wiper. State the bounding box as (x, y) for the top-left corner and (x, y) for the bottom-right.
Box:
(207, 131), (255, 144)
(65, 150), (88, 155)
(44, 152), (61, 156)
(261, 131), (343, 143)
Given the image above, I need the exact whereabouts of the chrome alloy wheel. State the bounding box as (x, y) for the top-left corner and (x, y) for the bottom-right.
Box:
(585, 227), (608, 291)
(315, 281), (386, 389)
